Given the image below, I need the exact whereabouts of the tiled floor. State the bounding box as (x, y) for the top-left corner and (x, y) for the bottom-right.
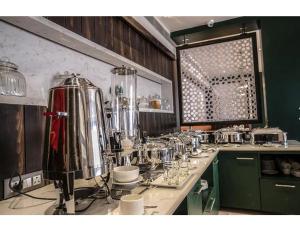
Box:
(219, 208), (265, 215)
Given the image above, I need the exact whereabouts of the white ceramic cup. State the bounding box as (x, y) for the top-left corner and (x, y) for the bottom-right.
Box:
(119, 194), (144, 215)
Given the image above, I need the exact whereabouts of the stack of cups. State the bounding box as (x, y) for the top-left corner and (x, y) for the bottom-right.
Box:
(119, 194), (144, 215)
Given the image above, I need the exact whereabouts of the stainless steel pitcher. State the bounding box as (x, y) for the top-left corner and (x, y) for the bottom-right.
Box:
(43, 74), (109, 179)
(43, 74), (109, 214)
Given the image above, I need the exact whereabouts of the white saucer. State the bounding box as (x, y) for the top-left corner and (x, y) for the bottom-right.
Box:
(113, 176), (143, 185)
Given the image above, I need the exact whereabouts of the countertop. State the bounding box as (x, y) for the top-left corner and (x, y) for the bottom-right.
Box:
(0, 149), (218, 215)
(216, 140), (300, 152)
(1, 142), (300, 215)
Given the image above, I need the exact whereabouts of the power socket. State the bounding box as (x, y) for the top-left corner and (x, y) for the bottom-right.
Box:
(3, 171), (43, 200)
(23, 178), (32, 189)
(9, 179), (21, 193)
(32, 175), (41, 186)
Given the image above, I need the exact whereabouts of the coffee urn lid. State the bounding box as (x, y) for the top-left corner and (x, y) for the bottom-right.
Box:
(54, 73), (96, 88)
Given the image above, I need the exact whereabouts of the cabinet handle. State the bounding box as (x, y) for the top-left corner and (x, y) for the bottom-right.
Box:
(236, 157), (254, 160)
(275, 184), (296, 188)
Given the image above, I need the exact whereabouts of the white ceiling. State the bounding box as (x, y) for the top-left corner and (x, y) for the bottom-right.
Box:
(155, 16), (237, 33)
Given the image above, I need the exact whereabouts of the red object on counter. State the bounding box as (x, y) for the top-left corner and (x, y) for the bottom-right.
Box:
(48, 89), (66, 153)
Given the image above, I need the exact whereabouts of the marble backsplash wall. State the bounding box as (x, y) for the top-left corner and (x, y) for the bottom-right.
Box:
(0, 21), (161, 106)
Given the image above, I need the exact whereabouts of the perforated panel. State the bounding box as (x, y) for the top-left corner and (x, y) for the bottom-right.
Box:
(179, 36), (259, 124)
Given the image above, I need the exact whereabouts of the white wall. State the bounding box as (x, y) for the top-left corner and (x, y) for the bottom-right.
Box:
(0, 21), (161, 106)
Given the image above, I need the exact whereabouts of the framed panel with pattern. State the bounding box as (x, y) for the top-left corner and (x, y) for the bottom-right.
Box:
(177, 33), (262, 125)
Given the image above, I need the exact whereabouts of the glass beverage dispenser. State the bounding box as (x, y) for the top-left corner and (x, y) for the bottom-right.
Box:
(111, 66), (138, 151)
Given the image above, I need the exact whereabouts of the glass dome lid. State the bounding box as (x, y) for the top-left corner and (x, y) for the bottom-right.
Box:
(111, 65), (137, 75)
(0, 57), (26, 97)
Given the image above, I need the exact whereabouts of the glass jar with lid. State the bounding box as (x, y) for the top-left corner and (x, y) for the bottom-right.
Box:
(137, 96), (149, 109)
(149, 94), (161, 109)
(0, 57), (26, 96)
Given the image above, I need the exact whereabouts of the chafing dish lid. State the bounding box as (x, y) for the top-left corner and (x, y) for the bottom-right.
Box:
(251, 127), (284, 135)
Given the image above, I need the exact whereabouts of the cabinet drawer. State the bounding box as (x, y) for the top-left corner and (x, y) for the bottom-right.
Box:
(219, 152), (260, 210)
(261, 178), (300, 214)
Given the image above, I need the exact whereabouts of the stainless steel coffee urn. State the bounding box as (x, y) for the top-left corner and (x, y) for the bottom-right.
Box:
(43, 74), (109, 214)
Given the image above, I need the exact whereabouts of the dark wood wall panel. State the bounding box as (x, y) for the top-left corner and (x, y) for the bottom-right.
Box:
(46, 16), (175, 80)
(82, 17), (95, 41)
(24, 106), (46, 173)
(0, 104), (25, 179)
(65, 17), (82, 35)
(139, 112), (177, 137)
(47, 16), (66, 27)
(0, 104), (47, 181)
(45, 16), (178, 136)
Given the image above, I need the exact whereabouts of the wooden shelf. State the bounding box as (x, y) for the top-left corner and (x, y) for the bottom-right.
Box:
(139, 108), (174, 114)
(0, 16), (172, 85)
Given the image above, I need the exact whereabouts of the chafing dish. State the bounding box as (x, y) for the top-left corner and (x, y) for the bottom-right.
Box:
(177, 132), (200, 152)
(214, 131), (243, 144)
(194, 132), (210, 143)
(250, 127), (287, 145)
(192, 130), (215, 144)
(144, 141), (175, 164)
(159, 134), (186, 155)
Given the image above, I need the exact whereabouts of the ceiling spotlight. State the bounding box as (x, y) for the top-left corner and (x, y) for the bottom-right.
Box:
(207, 19), (215, 28)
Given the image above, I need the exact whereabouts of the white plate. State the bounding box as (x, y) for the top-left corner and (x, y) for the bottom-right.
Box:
(113, 176), (143, 185)
(112, 208), (159, 215)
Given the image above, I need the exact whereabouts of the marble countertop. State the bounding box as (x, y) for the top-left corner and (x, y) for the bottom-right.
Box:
(1, 142), (300, 215)
(0, 149), (218, 215)
(214, 140), (300, 152)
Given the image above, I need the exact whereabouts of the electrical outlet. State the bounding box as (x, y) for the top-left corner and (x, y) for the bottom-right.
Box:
(32, 175), (41, 186)
(23, 178), (32, 189)
(3, 171), (43, 200)
(9, 180), (21, 193)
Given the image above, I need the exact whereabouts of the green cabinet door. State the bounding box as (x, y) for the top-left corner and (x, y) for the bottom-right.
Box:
(261, 178), (300, 214)
(219, 152), (260, 210)
(187, 180), (203, 215)
(187, 157), (220, 215)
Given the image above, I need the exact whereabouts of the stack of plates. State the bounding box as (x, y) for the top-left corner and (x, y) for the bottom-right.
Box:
(291, 161), (300, 177)
(261, 158), (279, 175)
(278, 159), (291, 175)
(112, 166), (142, 185)
(112, 176), (143, 185)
